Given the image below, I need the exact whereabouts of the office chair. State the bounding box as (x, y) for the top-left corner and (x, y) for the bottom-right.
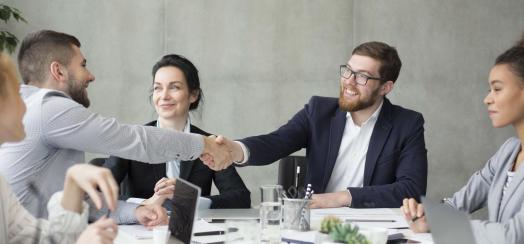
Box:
(277, 155), (308, 198)
(88, 157), (107, 166)
(88, 157), (130, 200)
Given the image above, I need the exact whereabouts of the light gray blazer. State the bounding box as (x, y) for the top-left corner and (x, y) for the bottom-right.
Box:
(447, 137), (524, 244)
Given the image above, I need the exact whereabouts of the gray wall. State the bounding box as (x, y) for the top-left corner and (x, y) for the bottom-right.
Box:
(4, 0), (524, 207)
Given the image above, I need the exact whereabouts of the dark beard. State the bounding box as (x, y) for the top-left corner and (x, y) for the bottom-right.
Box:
(67, 79), (90, 108)
(338, 86), (380, 112)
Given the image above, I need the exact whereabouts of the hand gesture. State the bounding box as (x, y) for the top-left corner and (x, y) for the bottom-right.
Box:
(135, 204), (169, 230)
(143, 177), (176, 206)
(64, 164), (119, 212)
(76, 217), (117, 244)
(201, 135), (234, 171)
(401, 198), (429, 233)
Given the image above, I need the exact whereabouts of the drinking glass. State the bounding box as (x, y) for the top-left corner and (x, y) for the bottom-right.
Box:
(259, 185), (283, 243)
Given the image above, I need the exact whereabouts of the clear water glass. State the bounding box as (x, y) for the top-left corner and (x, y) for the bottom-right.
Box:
(259, 185), (283, 243)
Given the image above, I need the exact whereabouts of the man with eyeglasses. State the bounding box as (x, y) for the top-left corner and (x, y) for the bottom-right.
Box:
(205, 41), (427, 208)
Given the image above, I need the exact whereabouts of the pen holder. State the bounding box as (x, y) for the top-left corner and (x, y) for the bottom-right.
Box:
(282, 198), (311, 231)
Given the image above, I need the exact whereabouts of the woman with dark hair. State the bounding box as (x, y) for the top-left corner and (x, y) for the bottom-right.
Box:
(105, 54), (251, 208)
(402, 39), (524, 243)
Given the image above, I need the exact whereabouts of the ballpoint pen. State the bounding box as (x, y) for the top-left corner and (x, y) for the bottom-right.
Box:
(411, 213), (425, 223)
(295, 166), (300, 190)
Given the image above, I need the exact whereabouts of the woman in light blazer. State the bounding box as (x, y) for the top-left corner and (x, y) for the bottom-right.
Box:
(402, 37), (524, 244)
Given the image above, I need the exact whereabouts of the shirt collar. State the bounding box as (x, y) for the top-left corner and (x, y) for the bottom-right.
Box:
(156, 117), (191, 133)
(346, 100), (384, 127)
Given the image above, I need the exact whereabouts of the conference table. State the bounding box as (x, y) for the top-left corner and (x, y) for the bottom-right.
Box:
(115, 207), (434, 244)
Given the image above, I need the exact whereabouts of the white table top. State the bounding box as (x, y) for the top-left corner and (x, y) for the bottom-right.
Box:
(115, 208), (434, 244)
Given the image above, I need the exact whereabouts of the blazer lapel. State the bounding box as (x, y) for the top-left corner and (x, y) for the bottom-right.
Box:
(154, 163), (167, 179)
(322, 109), (347, 191)
(488, 145), (519, 221)
(179, 160), (194, 180)
(498, 148), (523, 221)
(364, 99), (393, 186)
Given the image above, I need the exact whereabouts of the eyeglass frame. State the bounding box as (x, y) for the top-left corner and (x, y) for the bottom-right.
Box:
(339, 65), (385, 85)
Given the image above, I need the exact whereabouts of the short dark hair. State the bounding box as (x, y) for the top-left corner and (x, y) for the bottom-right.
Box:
(517, 32), (524, 48)
(352, 41), (402, 83)
(495, 41), (524, 81)
(17, 30), (80, 84)
(151, 54), (203, 110)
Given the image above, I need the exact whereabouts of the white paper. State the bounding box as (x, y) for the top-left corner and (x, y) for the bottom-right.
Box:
(118, 224), (153, 239)
(126, 197), (212, 210)
(118, 220), (225, 242)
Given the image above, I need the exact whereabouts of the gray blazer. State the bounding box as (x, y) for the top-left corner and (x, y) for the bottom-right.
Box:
(447, 137), (524, 244)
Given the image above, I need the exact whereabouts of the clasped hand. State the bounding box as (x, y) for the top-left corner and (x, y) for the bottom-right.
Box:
(200, 135), (238, 171)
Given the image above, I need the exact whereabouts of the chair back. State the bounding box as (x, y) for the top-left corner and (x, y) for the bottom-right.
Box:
(277, 156), (308, 197)
(88, 157), (107, 166)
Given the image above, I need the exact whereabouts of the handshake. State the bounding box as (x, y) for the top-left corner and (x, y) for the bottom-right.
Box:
(200, 135), (244, 171)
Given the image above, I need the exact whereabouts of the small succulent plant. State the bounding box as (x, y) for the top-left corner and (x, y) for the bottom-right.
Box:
(320, 216), (370, 244)
(320, 215), (342, 234)
(329, 223), (370, 244)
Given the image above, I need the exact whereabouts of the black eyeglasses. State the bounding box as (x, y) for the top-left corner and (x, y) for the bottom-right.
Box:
(340, 65), (384, 85)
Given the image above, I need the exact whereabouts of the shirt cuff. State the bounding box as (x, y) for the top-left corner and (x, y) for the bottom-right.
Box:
(233, 141), (250, 165)
(346, 189), (353, 207)
(47, 191), (89, 234)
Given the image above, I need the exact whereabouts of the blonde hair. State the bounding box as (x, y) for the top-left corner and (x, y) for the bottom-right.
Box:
(0, 52), (20, 97)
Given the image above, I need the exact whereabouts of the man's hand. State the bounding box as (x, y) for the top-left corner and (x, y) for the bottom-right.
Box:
(76, 217), (118, 244)
(201, 135), (234, 171)
(401, 198), (429, 233)
(135, 204), (168, 230)
(309, 191), (351, 209)
(63, 164), (119, 213)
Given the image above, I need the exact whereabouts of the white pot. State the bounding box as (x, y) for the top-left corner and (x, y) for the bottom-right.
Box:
(315, 232), (333, 244)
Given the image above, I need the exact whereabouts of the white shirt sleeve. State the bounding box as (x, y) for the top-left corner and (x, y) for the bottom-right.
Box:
(233, 141), (250, 165)
(4, 174), (88, 243)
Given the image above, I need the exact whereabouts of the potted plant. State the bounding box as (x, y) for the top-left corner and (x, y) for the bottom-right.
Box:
(316, 216), (370, 244)
(0, 4), (26, 53)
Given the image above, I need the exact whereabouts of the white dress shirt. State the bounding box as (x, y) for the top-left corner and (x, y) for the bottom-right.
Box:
(325, 102), (383, 193)
(160, 118), (191, 179)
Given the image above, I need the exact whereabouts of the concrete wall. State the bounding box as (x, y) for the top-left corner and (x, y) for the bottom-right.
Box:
(4, 0), (524, 207)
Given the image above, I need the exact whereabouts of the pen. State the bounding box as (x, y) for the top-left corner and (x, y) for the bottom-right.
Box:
(345, 219), (396, 223)
(193, 230), (225, 236)
(411, 213), (425, 223)
(295, 166), (300, 189)
(106, 210), (111, 218)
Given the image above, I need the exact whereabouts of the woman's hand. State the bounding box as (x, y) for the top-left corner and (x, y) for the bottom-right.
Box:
(76, 217), (117, 244)
(401, 198), (429, 233)
(154, 177), (176, 199)
(62, 164), (119, 213)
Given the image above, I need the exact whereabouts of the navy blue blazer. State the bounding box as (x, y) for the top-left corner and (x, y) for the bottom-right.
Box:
(240, 96), (427, 208)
